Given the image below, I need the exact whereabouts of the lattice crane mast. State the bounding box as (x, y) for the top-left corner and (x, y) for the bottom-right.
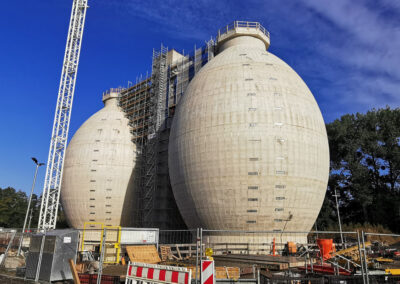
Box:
(38, 0), (89, 230)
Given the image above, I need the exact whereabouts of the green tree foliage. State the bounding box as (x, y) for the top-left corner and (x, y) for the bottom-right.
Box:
(0, 187), (30, 228)
(0, 187), (68, 229)
(316, 107), (400, 233)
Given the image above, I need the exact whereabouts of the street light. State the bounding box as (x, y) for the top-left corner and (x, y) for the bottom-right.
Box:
(17, 157), (45, 255)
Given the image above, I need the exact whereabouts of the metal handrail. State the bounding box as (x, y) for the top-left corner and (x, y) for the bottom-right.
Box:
(217, 21), (270, 39)
(202, 229), (357, 234)
(102, 87), (125, 100)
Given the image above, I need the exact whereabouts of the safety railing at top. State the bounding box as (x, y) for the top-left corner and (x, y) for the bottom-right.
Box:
(217, 21), (270, 40)
(102, 87), (125, 101)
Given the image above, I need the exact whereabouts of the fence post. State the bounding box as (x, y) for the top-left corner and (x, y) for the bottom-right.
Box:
(97, 227), (107, 284)
(17, 228), (24, 256)
(361, 231), (369, 284)
(304, 255), (308, 274)
(357, 231), (366, 284)
(195, 228), (200, 284)
(35, 231), (46, 282)
(200, 228), (203, 284)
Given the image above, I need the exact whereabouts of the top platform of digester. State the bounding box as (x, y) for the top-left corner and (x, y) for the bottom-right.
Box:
(216, 21), (271, 50)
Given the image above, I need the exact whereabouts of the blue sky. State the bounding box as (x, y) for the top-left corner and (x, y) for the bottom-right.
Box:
(0, 0), (399, 195)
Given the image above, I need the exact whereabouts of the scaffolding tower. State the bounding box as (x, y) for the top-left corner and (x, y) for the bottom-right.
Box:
(119, 77), (151, 225)
(143, 45), (169, 227)
(118, 40), (216, 229)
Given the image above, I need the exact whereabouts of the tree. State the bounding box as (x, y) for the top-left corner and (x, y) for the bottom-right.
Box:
(0, 187), (29, 228)
(0, 187), (68, 229)
(316, 107), (400, 233)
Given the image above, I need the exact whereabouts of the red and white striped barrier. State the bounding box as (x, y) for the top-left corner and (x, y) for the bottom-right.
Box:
(125, 262), (191, 284)
(201, 260), (215, 284)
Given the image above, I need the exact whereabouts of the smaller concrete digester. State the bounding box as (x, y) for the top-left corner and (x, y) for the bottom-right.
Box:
(61, 90), (136, 228)
(169, 23), (329, 244)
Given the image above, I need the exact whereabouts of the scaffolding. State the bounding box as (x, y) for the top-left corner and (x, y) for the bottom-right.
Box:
(119, 77), (151, 225)
(143, 45), (169, 227)
(109, 22), (271, 229)
(118, 40), (216, 229)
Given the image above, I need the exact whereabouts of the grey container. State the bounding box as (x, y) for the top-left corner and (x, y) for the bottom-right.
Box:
(25, 229), (79, 282)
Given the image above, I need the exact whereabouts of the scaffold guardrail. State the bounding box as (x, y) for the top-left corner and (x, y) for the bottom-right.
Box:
(217, 21), (270, 39)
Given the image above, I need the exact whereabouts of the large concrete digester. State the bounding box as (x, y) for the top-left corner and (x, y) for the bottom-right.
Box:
(61, 89), (136, 228)
(169, 22), (329, 241)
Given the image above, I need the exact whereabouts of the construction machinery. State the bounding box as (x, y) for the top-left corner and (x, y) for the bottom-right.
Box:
(332, 242), (372, 264)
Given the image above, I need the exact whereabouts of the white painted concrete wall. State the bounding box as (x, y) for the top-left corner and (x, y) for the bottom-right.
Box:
(61, 92), (136, 229)
(169, 31), (329, 237)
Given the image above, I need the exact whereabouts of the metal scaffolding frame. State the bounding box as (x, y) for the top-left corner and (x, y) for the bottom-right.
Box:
(38, 0), (89, 230)
(143, 45), (169, 226)
(117, 40), (216, 229)
(119, 77), (151, 225)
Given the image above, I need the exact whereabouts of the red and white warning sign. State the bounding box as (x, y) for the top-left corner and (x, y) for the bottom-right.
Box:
(125, 262), (191, 284)
(201, 260), (215, 284)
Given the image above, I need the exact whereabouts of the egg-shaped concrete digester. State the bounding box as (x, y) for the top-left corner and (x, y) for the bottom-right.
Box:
(169, 24), (329, 240)
(61, 90), (136, 229)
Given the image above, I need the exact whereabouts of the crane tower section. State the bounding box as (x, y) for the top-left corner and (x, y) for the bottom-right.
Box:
(38, 0), (89, 230)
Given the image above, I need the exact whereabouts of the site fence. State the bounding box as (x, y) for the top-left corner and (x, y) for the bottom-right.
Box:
(0, 228), (399, 284)
(362, 232), (400, 283)
(200, 229), (359, 255)
(159, 229), (197, 245)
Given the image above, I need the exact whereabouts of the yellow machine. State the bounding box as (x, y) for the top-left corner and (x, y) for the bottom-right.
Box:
(385, 269), (400, 275)
(330, 242), (373, 268)
(374, 257), (394, 263)
(333, 242), (371, 258)
(331, 242), (397, 269)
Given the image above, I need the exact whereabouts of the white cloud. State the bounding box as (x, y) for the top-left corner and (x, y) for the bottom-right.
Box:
(298, 0), (400, 77)
(294, 0), (400, 114)
(101, 0), (399, 119)
(103, 0), (234, 40)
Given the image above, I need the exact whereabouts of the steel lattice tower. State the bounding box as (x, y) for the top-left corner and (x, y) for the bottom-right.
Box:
(38, 0), (89, 230)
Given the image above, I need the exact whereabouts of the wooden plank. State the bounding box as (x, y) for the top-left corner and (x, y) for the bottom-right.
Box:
(69, 259), (81, 284)
(126, 245), (161, 264)
(176, 244), (182, 260)
(186, 266), (240, 279)
(216, 267), (240, 279)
